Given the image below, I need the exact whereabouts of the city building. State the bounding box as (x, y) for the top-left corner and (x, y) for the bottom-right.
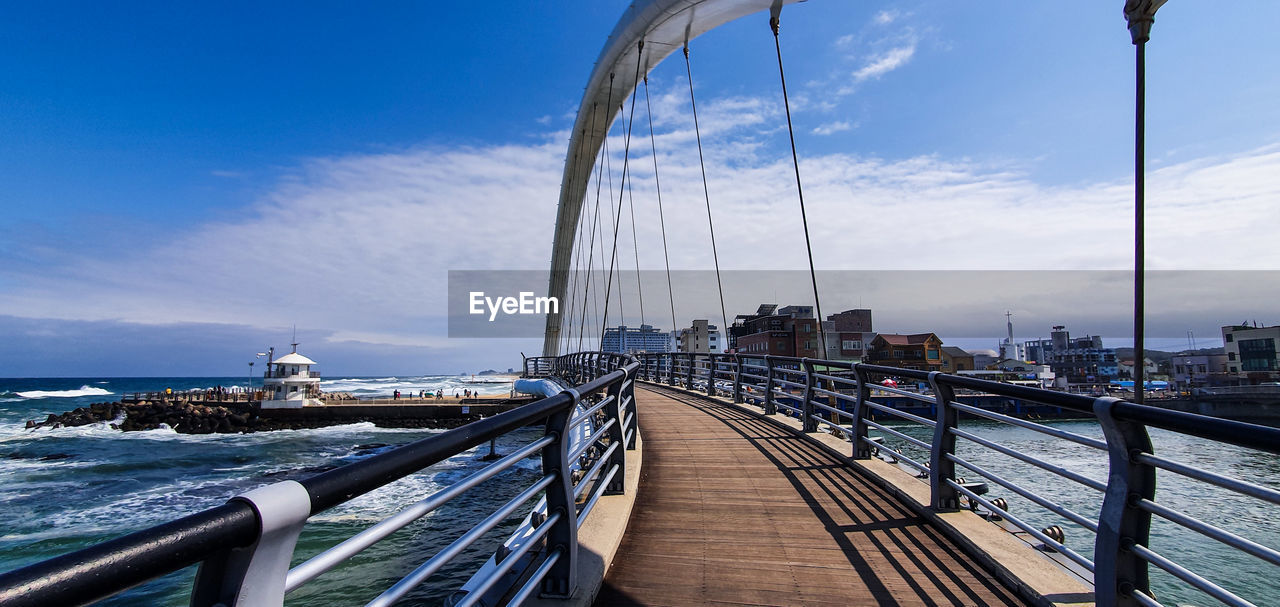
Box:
(728, 304), (779, 351)
(676, 320), (721, 354)
(601, 324), (672, 354)
(940, 346), (974, 373)
(732, 304), (822, 358)
(867, 333), (944, 371)
(1116, 358), (1158, 380)
(824, 309), (874, 362)
(1171, 353), (1230, 390)
(1024, 325), (1117, 391)
(970, 349), (999, 370)
(1222, 324), (1280, 384)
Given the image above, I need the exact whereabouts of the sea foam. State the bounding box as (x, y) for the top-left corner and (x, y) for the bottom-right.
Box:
(15, 386), (114, 399)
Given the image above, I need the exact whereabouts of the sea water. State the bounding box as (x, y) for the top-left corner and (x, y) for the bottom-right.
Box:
(4, 379), (1278, 606)
(0, 375), (535, 606)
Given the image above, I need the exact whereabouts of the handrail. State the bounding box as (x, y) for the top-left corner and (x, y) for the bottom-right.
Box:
(633, 351), (1280, 607)
(0, 352), (641, 607)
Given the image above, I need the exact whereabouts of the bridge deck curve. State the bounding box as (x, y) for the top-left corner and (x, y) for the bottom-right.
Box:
(595, 386), (1027, 606)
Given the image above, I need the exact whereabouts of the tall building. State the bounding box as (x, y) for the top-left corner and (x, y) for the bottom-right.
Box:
(676, 320), (721, 354)
(732, 304), (822, 358)
(1222, 324), (1280, 384)
(1024, 325), (1117, 390)
(825, 309), (873, 361)
(728, 304), (778, 351)
(601, 324), (672, 354)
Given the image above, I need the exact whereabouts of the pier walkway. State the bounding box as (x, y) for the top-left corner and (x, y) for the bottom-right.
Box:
(596, 385), (1025, 606)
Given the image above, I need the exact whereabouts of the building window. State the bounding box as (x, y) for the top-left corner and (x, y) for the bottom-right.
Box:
(1240, 338), (1277, 372)
(1228, 352), (1236, 360)
(1226, 334), (1234, 342)
(894, 350), (904, 358)
(926, 350), (939, 360)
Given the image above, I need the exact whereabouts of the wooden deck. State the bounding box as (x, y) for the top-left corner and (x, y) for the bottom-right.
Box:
(595, 386), (1027, 606)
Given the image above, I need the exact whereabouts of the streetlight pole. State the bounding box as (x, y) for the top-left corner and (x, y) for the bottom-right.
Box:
(1124, 0), (1166, 405)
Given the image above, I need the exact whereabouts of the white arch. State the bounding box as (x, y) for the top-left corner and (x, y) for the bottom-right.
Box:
(542, 0), (805, 356)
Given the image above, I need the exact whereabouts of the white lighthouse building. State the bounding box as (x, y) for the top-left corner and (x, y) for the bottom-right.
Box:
(260, 344), (322, 409)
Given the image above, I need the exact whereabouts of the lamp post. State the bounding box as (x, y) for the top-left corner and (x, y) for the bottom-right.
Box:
(1124, 0), (1166, 405)
(248, 362), (254, 390)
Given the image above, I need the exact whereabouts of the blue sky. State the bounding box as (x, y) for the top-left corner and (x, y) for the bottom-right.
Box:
(2, 1), (1279, 376)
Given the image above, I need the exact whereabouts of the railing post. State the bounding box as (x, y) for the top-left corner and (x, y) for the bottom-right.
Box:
(927, 372), (959, 510)
(706, 354), (717, 397)
(851, 365), (872, 459)
(763, 355), (777, 415)
(190, 481), (312, 607)
(732, 354), (744, 403)
(1093, 397), (1155, 606)
(801, 359), (817, 432)
(539, 397), (579, 598)
(684, 353), (695, 390)
(666, 353), (675, 386)
(604, 376), (627, 494)
(624, 367), (638, 450)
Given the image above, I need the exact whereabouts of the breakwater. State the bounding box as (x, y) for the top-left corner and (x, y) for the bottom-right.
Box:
(26, 396), (536, 434)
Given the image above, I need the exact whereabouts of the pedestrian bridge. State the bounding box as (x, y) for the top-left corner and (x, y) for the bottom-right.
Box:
(597, 385), (1028, 606)
(2, 2), (1277, 606)
(3, 351), (1277, 607)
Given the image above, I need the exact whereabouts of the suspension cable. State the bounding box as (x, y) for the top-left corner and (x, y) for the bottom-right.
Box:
(590, 128), (611, 348)
(600, 105), (624, 347)
(626, 139), (646, 334)
(643, 75), (679, 345)
(771, 13), (827, 356)
(578, 90), (611, 352)
(683, 44), (730, 349)
(599, 41), (645, 349)
(562, 144), (584, 354)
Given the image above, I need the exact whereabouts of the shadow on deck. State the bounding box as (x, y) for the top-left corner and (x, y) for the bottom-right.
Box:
(596, 385), (1027, 606)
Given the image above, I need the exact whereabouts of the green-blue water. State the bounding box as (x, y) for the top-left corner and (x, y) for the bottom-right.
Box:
(3, 377), (1277, 606)
(1, 376), (534, 606)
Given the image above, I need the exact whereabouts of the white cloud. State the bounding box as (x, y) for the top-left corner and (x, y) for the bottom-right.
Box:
(851, 44), (916, 83)
(812, 121), (854, 136)
(1, 84), (1277, 356)
(873, 10), (899, 26)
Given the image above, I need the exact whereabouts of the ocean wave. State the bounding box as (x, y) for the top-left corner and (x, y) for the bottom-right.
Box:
(15, 386), (114, 399)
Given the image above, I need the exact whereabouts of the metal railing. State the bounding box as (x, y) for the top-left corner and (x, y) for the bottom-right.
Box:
(0, 353), (639, 607)
(635, 351), (1280, 607)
